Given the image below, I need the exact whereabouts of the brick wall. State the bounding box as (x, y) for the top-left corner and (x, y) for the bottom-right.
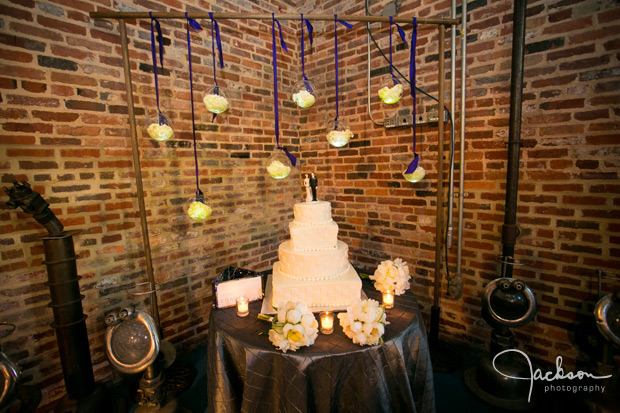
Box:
(300, 0), (620, 370)
(1, 0), (619, 408)
(0, 0), (302, 408)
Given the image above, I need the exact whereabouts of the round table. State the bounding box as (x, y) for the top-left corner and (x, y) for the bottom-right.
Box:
(207, 281), (435, 413)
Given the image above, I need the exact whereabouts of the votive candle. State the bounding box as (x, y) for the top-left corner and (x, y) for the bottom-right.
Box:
(382, 291), (394, 309)
(320, 311), (334, 334)
(236, 296), (249, 317)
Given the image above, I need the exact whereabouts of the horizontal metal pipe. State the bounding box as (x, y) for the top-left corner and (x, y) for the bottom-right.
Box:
(90, 11), (459, 26)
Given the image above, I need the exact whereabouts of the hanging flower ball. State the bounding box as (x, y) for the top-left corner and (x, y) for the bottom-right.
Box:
(326, 119), (353, 148)
(402, 165), (425, 183)
(188, 200), (212, 221)
(266, 151), (293, 180)
(203, 86), (229, 114)
(292, 79), (316, 108)
(378, 76), (404, 105)
(146, 112), (174, 141)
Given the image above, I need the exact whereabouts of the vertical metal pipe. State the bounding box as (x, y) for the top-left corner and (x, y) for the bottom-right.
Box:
(119, 19), (161, 329)
(430, 25), (446, 345)
(456, 0), (467, 288)
(501, 0), (527, 278)
(43, 231), (95, 399)
(447, 0), (456, 250)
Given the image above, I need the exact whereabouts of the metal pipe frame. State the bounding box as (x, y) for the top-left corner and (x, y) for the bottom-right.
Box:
(430, 25), (446, 346)
(456, 0), (467, 294)
(119, 19), (161, 331)
(90, 11), (458, 26)
(501, 0), (527, 279)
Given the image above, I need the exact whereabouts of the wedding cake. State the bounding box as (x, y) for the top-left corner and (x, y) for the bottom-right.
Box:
(271, 201), (362, 308)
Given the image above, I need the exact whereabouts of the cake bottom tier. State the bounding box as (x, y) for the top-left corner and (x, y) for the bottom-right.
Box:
(271, 262), (362, 309)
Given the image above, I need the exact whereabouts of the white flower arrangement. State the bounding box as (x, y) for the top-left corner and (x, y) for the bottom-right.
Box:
(266, 160), (291, 179)
(203, 93), (229, 114)
(147, 123), (174, 141)
(378, 83), (404, 104)
(326, 129), (353, 148)
(337, 299), (388, 346)
(370, 258), (411, 295)
(268, 301), (318, 353)
(293, 89), (316, 108)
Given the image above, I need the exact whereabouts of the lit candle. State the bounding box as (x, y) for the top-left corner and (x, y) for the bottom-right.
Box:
(320, 311), (334, 334)
(383, 291), (394, 309)
(236, 296), (249, 317)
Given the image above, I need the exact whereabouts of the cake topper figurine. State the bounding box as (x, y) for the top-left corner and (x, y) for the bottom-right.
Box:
(310, 172), (318, 201)
(304, 174), (312, 202)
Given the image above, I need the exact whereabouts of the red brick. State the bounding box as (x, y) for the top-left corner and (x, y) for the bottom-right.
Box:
(37, 15), (86, 36)
(0, 77), (17, 89)
(1, 5), (33, 21)
(1, 49), (33, 63)
(0, 63), (45, 80)
(60, 149), (101, 158)
(21, 80), (46, 93)
(6, 149), (54, 157)
(31, 111), (79, 122)
(10, 21), (63, 42)
(6, 95), (59, 107)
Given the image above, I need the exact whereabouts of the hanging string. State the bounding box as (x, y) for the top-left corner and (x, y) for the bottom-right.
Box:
(149, 12), (165, 119)
(389, 16), (407, 85)
(186, 13), (203, 197)
(271, 13), (297, 167)
(334, 14), (353, 126)
(405, 18), (419, 174)
(301, 13), (314, 93)
(208, 12), (224, 122)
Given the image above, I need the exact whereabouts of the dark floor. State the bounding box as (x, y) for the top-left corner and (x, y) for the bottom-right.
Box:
(115, 343), (610, 413)
(115, 344), (515, 413)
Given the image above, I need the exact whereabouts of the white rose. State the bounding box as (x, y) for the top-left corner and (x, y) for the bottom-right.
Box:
(355, 333), (367, 345)
(269, 329), (289, 352)
(351, 321), (363, 334)
(286, 309), (301, 324)
(300, 313), (315, 329)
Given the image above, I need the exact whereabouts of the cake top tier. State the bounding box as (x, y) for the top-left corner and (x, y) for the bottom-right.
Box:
(293, 201), (332, 225)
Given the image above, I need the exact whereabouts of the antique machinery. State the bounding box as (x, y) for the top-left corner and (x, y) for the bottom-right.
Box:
(3, 181), (112, 412)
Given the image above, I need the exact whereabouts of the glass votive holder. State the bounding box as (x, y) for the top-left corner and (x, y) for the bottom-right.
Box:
(319, 311), (334, 334)
(382, 290), (395, 309)
(236, 296), (249, 317)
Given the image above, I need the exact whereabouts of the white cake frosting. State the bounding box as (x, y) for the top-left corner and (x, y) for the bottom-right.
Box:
(272, 263), (361, 308)
(279, 240), (349, 280)
(289, 220), (338, 251)
(271, 200), (361, 309)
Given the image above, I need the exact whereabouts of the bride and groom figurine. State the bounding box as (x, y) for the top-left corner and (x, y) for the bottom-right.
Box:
(304, 173), (318, 202)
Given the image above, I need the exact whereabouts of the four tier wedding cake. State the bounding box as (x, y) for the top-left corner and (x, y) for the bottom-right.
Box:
(271, 200), (362, 309)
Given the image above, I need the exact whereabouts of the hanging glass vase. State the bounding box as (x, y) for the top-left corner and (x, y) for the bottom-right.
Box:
(265, 151), (294, 180)
(145, 111), (174, 141)
(326, 119), (353, 148)
(292, 79), (316, 108)
(187, 191), (212, 221)
(402, 163), (425, 183)
(203, 86), (229, 114)
(378, 75), (404, 105)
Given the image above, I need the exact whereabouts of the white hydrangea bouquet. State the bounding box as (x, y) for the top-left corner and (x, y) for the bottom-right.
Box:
(267, 301), (318, 353)
(337, 299), (388, 346)
(370, 258), (411, 295)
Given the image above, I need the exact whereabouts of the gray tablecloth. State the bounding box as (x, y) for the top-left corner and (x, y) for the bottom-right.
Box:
(207, 281), (435, 413)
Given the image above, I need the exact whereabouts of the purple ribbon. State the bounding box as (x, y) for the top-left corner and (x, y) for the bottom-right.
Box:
(301, 14), (314, 93)
(149, 12), (165, 120)
(272, 14), (296, 167)
(389, 16), (407, 85)
(334, 15), (353, 125)
(405, 18), (419, 175)
(186, 13), (202, 191)
(208, 12), (224, 122)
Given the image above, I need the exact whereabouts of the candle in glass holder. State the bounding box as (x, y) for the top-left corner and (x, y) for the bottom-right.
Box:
(382, 290), (394, 309)
(320, 311), (334, 334)
(236, 296), (249, 317)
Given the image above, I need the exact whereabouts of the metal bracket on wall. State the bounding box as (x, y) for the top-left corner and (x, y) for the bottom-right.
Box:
(384, 107), (449, 129)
